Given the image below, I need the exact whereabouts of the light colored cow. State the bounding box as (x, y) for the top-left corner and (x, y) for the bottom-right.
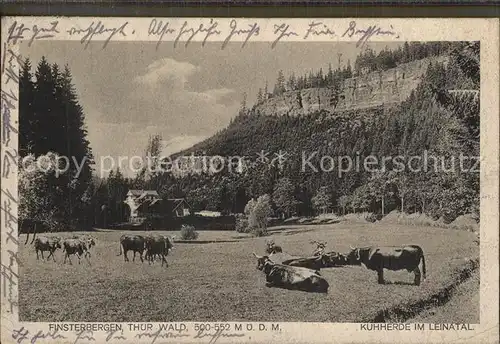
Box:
(34, 236), (62, 262)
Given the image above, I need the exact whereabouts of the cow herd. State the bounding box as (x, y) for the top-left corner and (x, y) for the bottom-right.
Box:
(34, 235), (96, 265)
(253, 240), (427, 293)
(31, 234), (427, 294)
(118, 234), (174, 267)
(32, 234), (174, 266)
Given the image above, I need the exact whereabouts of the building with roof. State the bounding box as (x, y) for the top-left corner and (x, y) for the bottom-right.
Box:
(124, 190), (191, 223)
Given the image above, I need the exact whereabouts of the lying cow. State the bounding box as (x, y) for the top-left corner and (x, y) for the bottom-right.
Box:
(321, 251), (348, 267)
(118, 235), (146, 262)
(144, 235), (174, 267)
(253, 253), (329, 293)
(260, 250), (326, 270)
(34, 236), (62, 262)
(311, 241), (347, 267)
(346, 245), (427, 285)
(282, 256), (326, 270)
(62, 236), (96, 265)
(311, 240), (328, 256)
(265, 240), (283, 254)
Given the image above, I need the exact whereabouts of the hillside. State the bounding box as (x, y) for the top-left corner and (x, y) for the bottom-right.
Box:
(254, 56), (449, 117)
(146, 42), (479, 222)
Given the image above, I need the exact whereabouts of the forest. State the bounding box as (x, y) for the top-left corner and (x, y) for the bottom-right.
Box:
(18, 41), (479, 230)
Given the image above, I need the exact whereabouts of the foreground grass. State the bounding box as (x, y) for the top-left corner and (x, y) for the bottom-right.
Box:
(19, 223), (478, 322)
(408, 271), (480, 324)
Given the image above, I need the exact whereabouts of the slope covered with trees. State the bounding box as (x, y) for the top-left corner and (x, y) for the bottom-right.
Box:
(153, 42), (479, 223)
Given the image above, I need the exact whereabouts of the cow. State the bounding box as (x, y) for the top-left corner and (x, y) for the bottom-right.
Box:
(252, 253), (329, 293)
(346, 245), (427, 285)
(265, 240), (283, 254)
(310, 241), (348, 267)
(258, 250), (326, 270)
(144, 235), (174, 267)
(311, 240), (327, 256)
(62, 237), (96, 265)
(118, 235), (146, 262)
(34, 236), (62, 262)
(282, 256), (326, 270)
(320, 251), (348, 267)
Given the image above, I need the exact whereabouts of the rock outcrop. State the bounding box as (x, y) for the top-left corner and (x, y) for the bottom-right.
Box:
(254, 56), (449, 117)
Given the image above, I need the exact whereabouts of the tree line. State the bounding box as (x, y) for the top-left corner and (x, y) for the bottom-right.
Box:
(256, 42), (454, 107)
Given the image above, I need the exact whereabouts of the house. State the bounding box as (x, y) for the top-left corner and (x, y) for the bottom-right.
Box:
(164, 198), (191, 217)
(124, 190), (191, 223)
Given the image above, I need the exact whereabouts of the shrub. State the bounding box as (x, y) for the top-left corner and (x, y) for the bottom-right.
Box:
(247, 194), (273, 230)
(251, 227), (269, 237)
(235, 215), (251, 233)
(180, 224), (199, 240)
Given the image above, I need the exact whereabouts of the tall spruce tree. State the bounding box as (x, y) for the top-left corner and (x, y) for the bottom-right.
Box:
(19, 57), (94, 226)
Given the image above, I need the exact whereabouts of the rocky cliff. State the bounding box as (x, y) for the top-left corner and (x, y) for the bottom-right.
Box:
(254, 56), (449, 116)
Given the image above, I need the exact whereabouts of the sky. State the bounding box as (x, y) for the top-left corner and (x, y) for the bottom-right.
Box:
(21, 41), (401, 176)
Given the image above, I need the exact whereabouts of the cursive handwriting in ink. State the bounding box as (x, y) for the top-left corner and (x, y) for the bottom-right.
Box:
(304, 21), (336, 40)
(12, 327), (29, 344)
(67, 21), (129, 49)
(342, 21), (400, 48)
(135, 329), (190, 344)
(30, 329), (66, 344)
(1, 260), (19, 312)
(148, 19), (176, 50)
(7, 21), (30, 45)
(272, 23), (299, 49)
(1, 88), (18, 111)
(2, 199), (19, 245)
(222, 19), (260, 49)
(105, 329), (127, 342)
(3, 103), (18, 146)
(7, 21), (59, 47)
(174, 19), (221, 48)
(2, 148), (18, 179)
(2, 44), (24, 85)
(73, 330), (95, 344)
(193, 328), (246, 344)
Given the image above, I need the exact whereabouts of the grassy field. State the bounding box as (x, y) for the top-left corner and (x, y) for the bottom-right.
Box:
(19, 223), (479, 322)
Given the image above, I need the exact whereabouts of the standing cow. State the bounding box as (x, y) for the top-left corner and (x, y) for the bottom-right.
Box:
(118, 235), (146, 262)
(346, 245), (427, 285)
(34, 236), (62, 262)
(62, 237), (96, 265)
(144, 235), (174, 267)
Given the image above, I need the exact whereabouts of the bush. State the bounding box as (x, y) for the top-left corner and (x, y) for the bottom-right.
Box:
(235, 215), (251, 233)
(180, 225), (199, 240)
(251, 227), (269, 237)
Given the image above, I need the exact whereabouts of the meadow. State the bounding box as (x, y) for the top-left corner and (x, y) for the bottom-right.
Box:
(19, 223), (479, 323)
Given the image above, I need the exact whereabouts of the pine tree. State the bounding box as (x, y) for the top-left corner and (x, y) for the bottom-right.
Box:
(256, 88), (263, 104)
(19, 59), (35, 156)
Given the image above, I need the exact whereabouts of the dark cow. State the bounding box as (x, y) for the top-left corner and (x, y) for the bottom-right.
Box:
(346, 245), (427, 285)
(258, 250), (326, 270)
(253, 253), (329, 293)
(265, 240), (283, 254)
(282, 256), (326, 270)
(118, 235), (146, 262)
(34, 236), (62, 261)
(62, 237), (96, 265)
(144, 235), (174, 267)
(310, 241), (347, 267)
(320, 251), (348, 267)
